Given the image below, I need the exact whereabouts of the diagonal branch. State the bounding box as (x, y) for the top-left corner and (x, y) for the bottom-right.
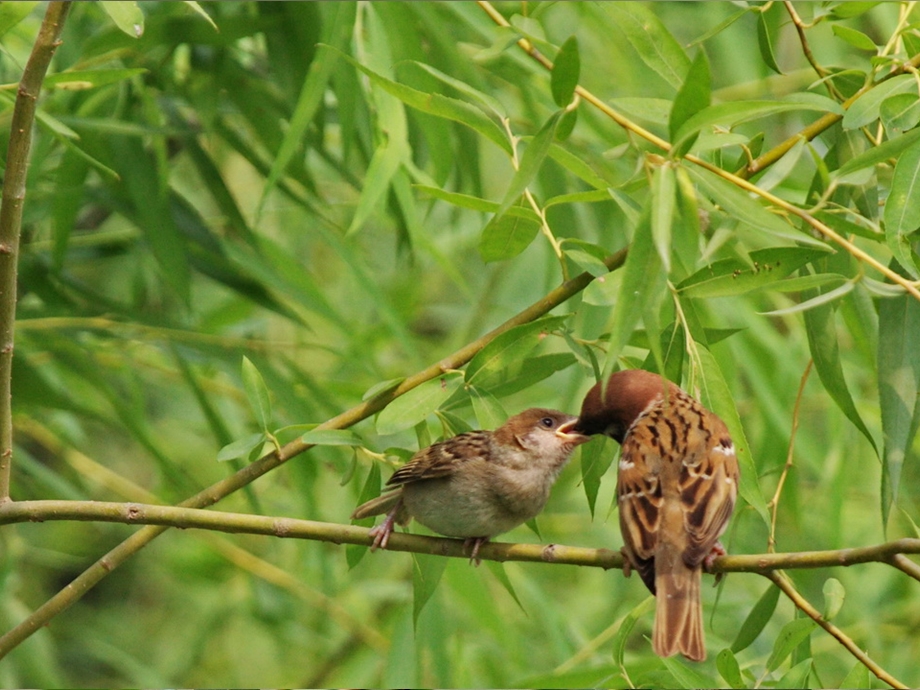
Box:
(0, 249), (626, 659)
(766, 569), (907, 689)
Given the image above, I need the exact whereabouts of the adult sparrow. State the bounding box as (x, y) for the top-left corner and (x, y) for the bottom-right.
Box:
(351, 408), (589, 562)
(575, 369), (739, 661)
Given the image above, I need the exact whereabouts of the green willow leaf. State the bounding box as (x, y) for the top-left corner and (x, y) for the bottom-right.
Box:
(670, 48), (711, 154)
(478, 207), (542, 262)
(883, 140), (920, 278)
(832, 24), (877, 51)
(414, 184), (499, 212)
(880, 93), (920, 133)
(336, 49), (511, 153)
(465, 315), (570, 387)
(300, 429), (364, 446)
(834, 125), (920, 178)
(580, 436), (615, 518)
(756, 7), (782, 74)
(651, 164), (676, 271)
(603, 4), (689, 90)
(843, 74), (914, 129)
(495, 110), (564, 220)
(766, 618), (816, 672)
(878, 285), (920, 528)
(241, 356), (272, 432)
(661, 655), (712, 689)
(716, 648), (746, 689)
(551, 36), (580, 107)
(804, 296), (879, 454)
(612, 595), (656, 666)
(412, 552), (449, 626)
(376, 372), (464, 435)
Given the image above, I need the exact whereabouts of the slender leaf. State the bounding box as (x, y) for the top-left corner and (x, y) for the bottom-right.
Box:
(716, 648), (746, 689)
(670, 48), (711, 154)
(756, 6), (782, 74)
(834, 125), (920, 178)
(612, 596), (656, 666)
(551, 36), (580, 107)
(495, 110), (564, 220)
(241, 356), (273, 432)
(415, 184), (498, 212)
(878, 285), (920, 528)
(412, 552), (449, 626)
(883, 140), (920, 278)
(580, 436), (615, 518)
(804, 295), (879, 454)
(651, 164), (676, 270)
(832, 24), (877, 51)
(478, 207), (542, 262)
(843, 74), (915, 129)
(603, 4), (690, 90)
(766, 618), (816, 672)
(376, 372), (465, 435)
(465, 315), (570, 387)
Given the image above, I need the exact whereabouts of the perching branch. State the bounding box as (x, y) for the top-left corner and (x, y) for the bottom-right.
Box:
(2, 498), (919, 687)
(1, 499), (919, 575)
(0, 1), (72, 502)
(0, 249), (627, 659)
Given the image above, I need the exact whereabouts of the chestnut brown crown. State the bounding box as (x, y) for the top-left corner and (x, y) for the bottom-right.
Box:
(574, 369), (681, 443)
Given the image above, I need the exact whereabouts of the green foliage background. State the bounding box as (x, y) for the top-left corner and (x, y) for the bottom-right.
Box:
(1, 1), (919, 687)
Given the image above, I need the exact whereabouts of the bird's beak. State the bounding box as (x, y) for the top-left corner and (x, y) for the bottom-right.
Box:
(555, 419), (591, 445)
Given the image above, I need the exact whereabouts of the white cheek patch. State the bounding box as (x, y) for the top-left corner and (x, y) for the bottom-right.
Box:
(619, 458), (635, 470)
(714, 443), (735, 456)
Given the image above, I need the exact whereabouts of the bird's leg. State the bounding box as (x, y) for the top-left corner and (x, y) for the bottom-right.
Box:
(703, 541), (727, 584)
(367, 499), (403, 551)
(464, 537), (489, 566)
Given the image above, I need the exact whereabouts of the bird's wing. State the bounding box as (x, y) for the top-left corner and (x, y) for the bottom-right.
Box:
(617, 423), (663, 593)
(386, 431), (491, 485)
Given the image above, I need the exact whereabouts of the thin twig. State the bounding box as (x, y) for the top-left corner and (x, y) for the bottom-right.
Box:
(0, 249), (627, 659)
(768, 360), (813, 552)
(0, 2), (72, 502)
(766, 570), (908, 689)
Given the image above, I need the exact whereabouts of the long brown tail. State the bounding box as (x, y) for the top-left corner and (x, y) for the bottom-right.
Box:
(350, 489), (402, 520)
(653, 559), (705, 661)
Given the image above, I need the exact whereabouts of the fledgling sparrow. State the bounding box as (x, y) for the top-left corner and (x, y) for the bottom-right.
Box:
(575, 369), (739, 661)
(351, 408), (589, 562)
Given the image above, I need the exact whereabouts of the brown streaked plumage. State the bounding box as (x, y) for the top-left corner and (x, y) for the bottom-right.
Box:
(575, 369), (739, 661)
(351, 408), (589, 562)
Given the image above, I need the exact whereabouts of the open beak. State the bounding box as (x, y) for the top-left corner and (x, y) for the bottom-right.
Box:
(555, 419), (591, 445)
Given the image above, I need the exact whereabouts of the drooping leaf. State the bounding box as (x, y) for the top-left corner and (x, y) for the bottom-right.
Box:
(412, 552), (449, 626)
(804, 295), (879, 454)
(603, 4), (690, 90)
(878, 284), (920, 528)
(612, 595), (656, 666)
(651, 164), (676, 270)
(478, 207), (542, 262)
(756, 6), (782, 74)
(551, 36), (580, 107)
(580, 436), (615, 518)
(766, 618), (816, 672)
(494, 110), (564, 220)
(883, 140), (920, 278)
(669, 49), (711, 154)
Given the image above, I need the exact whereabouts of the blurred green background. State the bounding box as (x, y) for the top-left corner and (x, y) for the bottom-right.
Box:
(0, 2), (918, 687)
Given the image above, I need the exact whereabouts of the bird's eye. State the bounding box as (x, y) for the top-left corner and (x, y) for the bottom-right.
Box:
(540, 417), (555, 428)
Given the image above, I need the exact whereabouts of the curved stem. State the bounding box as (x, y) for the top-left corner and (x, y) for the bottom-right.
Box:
(766, 570), (907, 689)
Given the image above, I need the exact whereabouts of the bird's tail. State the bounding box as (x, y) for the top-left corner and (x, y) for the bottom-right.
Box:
(653, 551), (705, 661)
(350, 489), (403, 520)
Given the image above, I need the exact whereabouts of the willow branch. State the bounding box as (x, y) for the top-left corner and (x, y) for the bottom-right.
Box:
(0, 248), (627, 659)
(476, 1), (920, 304)
(766, 570), (907, 689)
(2, 500), (920, 575)
(0, 2), (72, 502)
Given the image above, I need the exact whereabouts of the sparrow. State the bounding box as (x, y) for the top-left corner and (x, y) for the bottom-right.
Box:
(351, 408), (590, 562)
(574, 369), (739, 661)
